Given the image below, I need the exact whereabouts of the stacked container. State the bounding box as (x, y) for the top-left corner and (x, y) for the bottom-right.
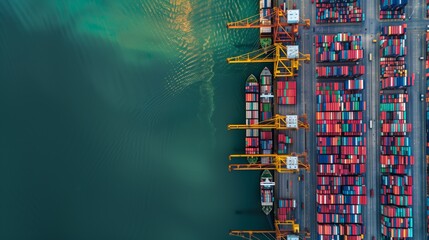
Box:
(380, 0), (407, 20)
(316, 82), (367, 240)
(259, 67), (274, 164)
(277, 79), (296, 105)
(379, 24), (413, 89)
(315, 33), (367, 239)
(277, 199), (296, 222)
(315, 0), (364, 24)
(245, 75), (259, 155)
(278, 131), (292, 154)
(315, 33), (364, 62)
(379, 24), (413, 239)
(316, 65), (365, 78)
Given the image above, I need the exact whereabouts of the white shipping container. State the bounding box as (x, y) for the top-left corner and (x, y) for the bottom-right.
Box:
(260, 27), (272, 34)
(287, 10), (299, 24)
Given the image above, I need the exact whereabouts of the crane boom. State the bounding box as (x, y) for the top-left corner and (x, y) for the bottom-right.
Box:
(228, 153), (310, 173)
(227, 43), (310, 78)
(228, 114), (309, 130)
(226, 8), (310, 29)
(230, 220), (306, 240)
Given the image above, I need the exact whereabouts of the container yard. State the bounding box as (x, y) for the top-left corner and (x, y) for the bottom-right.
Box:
(315, 32), (367, 240)
(226, 0), (429, 239)
(379, 24), (414, 239)
(380, 0), (408, 20)
(315, 0), (364, 24)
(315, 33), (364, 62)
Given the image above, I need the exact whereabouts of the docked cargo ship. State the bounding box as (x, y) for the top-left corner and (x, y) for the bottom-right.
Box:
(260, 169), (275, 215)
(245, 74), (259, 164)
(259, 0), (272, 48)
(260, 67), (274, 164)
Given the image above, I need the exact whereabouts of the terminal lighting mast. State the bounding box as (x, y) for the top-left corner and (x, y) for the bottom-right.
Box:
(227, 43), (310, 78)
(228, 114), (309, 130)
(228, 153), (309, 173)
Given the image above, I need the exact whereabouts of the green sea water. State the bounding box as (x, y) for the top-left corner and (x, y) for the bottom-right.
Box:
(0, 1), (271, 239)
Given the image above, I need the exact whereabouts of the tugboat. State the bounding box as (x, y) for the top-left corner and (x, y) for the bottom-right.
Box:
(260, 169), (275, 215)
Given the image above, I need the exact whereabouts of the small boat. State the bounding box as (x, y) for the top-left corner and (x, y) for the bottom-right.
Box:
(260, 169), (275, 215)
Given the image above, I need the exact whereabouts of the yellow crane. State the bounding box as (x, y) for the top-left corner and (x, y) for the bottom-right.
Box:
(226, 43), (310, 78)
(230, 220), (310, 240)
(228, 153), (309, 173)
(228, 114), (309, 130)
(273, 7), (310, 44)
(226, 7), (310, 44)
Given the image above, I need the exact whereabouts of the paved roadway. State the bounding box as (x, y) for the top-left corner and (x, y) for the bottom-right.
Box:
(275, 0), (429, 239)
(404, 1), (428, 239)
(276, 0), (312, 236)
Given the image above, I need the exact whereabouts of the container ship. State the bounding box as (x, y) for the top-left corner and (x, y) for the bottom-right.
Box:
(260, 0), (272, 48)
(245, 74), (260, 164)
(260, 169), (275, 215)
(260, 67), (274, 164)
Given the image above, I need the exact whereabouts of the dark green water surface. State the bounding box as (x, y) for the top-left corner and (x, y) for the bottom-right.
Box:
(0, 1), (271, 239)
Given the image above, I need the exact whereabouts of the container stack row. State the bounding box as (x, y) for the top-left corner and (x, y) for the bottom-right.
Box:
(315, 33), (367, 240)
(245, 77), (259, 155)
(315, 33), (364, 63)
(277, 79), (297, 105)
(277, 199), (296, 222)
(379, 24), (414, 239)
(260, 68), (274, 164)
(380, 0), (407, 20)
(379, 24), (414, 89)
(315, 0), (364, 24)
(316, 65), (365, 78)
(423, 31), (429, 238)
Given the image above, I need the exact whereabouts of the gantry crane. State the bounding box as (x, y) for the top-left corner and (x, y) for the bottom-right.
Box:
(228, 152), (309, 173)
(230, 220), (310, 240)
(228, 114), (309, 131)
(227, 43), (309, 78)
(226, 7), (310, 44)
